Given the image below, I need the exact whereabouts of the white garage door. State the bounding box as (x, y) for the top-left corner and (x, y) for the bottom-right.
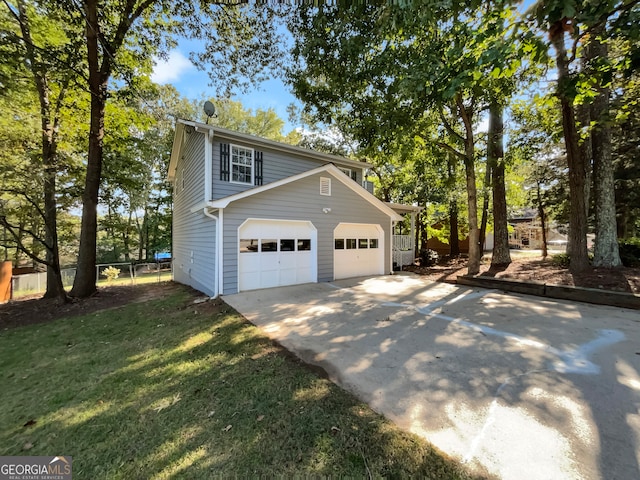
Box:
(334, 223), (384, 280)
(238, 219), (317, 291)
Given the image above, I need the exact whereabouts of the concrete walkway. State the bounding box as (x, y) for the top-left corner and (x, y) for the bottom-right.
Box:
(224, 274), (640, 480)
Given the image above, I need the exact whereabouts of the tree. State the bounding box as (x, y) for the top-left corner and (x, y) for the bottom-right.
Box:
(69, 1), (285, 297)
(488, 101), (511, 267)
(211, 98), (287, 141)
(508, 96), (569, 257)
(0, 0), (85, 301)
(612, 61), (640, 238)
(528, 0), (640, 270)
(289, 1), (542, 275)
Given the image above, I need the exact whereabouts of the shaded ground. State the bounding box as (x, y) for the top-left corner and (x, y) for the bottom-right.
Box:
(1, 282), (482, 479)
(0, 282), (184, 330)
(405, 254), (640, 294)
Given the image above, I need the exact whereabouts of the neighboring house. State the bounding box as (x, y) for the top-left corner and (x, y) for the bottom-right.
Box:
(168, 119), (413, 297)
(509, 212), (567, 249)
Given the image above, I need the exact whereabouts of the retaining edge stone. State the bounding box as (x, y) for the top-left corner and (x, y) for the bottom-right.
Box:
(456, 275), (640, 310)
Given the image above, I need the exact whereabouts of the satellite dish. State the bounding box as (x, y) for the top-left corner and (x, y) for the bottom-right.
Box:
(204, 101), (216, 124)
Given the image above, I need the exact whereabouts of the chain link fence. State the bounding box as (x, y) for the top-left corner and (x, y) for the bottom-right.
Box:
(10, 262), (173, 299)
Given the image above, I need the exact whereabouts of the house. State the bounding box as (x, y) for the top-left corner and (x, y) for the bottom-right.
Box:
(508, 211), (568, 249)
(168, 119), (418, 297)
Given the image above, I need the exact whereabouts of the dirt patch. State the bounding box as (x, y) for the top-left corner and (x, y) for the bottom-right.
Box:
(0, 282), (200, 331)
(405, 255), (640, 294)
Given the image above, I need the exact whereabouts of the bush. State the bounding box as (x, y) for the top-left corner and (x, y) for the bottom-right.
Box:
(419, 249), (439, 266)
(103, 266), (121, 282)
(618, 238), (640, 267)
(551, 253), (571, 268)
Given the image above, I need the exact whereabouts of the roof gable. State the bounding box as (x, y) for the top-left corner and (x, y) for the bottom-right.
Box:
(208, 164), (403, 222)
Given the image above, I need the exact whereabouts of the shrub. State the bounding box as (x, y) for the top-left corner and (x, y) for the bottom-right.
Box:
(103, 266), (121, 282)
(551, 253), (571, 268)
(618, 238), (640, 267)
(419, 249), (439, 266)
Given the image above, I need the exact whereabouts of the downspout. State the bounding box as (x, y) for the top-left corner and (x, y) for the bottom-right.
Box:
(203, 208), (219, 298)
(218, 209), (224, 295)
(201, 127), (218, 297)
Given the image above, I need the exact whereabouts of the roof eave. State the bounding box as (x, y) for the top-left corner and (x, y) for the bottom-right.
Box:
(174, 119), (373, 170)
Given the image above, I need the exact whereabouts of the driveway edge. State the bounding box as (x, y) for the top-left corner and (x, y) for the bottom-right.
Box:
(456, 275), (640, 310)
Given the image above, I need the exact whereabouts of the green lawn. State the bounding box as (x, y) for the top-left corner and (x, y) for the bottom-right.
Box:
(0, 283), (484, 479)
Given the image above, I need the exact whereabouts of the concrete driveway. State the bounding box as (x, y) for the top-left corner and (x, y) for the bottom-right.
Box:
(224, 274), (640, 480)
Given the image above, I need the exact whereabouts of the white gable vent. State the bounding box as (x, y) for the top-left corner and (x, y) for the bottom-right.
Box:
(320, 177), (331, 196)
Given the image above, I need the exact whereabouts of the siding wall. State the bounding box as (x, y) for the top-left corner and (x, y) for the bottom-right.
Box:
(210, 138), (363, 200)
(172, 131), (217, 296)
(221, 172), (392, 295)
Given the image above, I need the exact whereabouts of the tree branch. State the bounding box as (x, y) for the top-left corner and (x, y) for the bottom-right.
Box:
(434, 141), (466, 161)
(4, 189), (47, 225)
(0, 217), (52, 266)
(438, 109), (465, 143)
(1, 0), (21, 23)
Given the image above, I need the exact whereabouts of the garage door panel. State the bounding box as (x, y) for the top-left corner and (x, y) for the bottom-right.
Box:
(239, 220), (317, 291)
(334, 223), (384, 280)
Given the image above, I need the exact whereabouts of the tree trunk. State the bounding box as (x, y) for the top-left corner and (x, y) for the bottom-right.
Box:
(16, 0), (67, 302)
(589, 28), (622, 267)
(488, 101), (511, 267)
(536, 181), (548, 259)
(71, 0), (108, 297)
(577, 48), (592, 220)
(550, 22), (589, 273)
(449, 200), (460, 256)
(456, 95), (480, 275)
(479, 164), (491, 252)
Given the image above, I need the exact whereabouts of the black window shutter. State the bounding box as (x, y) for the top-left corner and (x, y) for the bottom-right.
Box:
(220, 143), (230, 181)
(254, 151), (263, 186)
(350, 170), (357, 182)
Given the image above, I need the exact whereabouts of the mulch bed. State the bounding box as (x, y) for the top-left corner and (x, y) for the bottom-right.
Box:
(0, 282), (183, 331)
(404, 256), (640, 294)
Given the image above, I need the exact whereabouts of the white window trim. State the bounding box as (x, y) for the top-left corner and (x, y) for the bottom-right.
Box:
(338, 167), (352, 177)
(230, 143), (254, 185)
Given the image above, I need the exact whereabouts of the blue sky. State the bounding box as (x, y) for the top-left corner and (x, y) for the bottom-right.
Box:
(151, 40), (301, 133)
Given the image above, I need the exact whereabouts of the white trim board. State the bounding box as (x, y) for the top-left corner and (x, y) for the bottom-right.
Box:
(207, 163), (403, 222)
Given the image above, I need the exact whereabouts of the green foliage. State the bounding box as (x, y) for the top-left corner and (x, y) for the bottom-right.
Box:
(210, 98), (287, 141)
(551, 253), (571, 268)
(618, 239), (640, 267)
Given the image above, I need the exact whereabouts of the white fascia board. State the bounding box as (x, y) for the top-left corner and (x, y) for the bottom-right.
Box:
(385, 202), (424, 213)
(167, 122), (185, 182)
(208, 163), (403, 222)
(189, 201), (210, 214)
(204, 129), (213, 202)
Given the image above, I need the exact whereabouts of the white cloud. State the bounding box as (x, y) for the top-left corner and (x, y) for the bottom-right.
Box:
(151, 50), (193, 84)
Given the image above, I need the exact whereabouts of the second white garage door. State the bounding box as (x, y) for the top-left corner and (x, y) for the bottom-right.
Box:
(334, 223), (384, 280)
(238, 219), (317, 291)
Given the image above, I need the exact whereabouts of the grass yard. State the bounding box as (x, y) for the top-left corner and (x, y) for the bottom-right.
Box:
(0, 283), (484, 479)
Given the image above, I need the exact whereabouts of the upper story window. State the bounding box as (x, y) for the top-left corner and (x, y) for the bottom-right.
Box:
(338, 166), (358, 182)
(221, 143), (263, 186)
(231, 145), (254, 184)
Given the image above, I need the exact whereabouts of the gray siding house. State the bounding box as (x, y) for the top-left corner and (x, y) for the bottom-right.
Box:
(168, 119), (404, 297)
